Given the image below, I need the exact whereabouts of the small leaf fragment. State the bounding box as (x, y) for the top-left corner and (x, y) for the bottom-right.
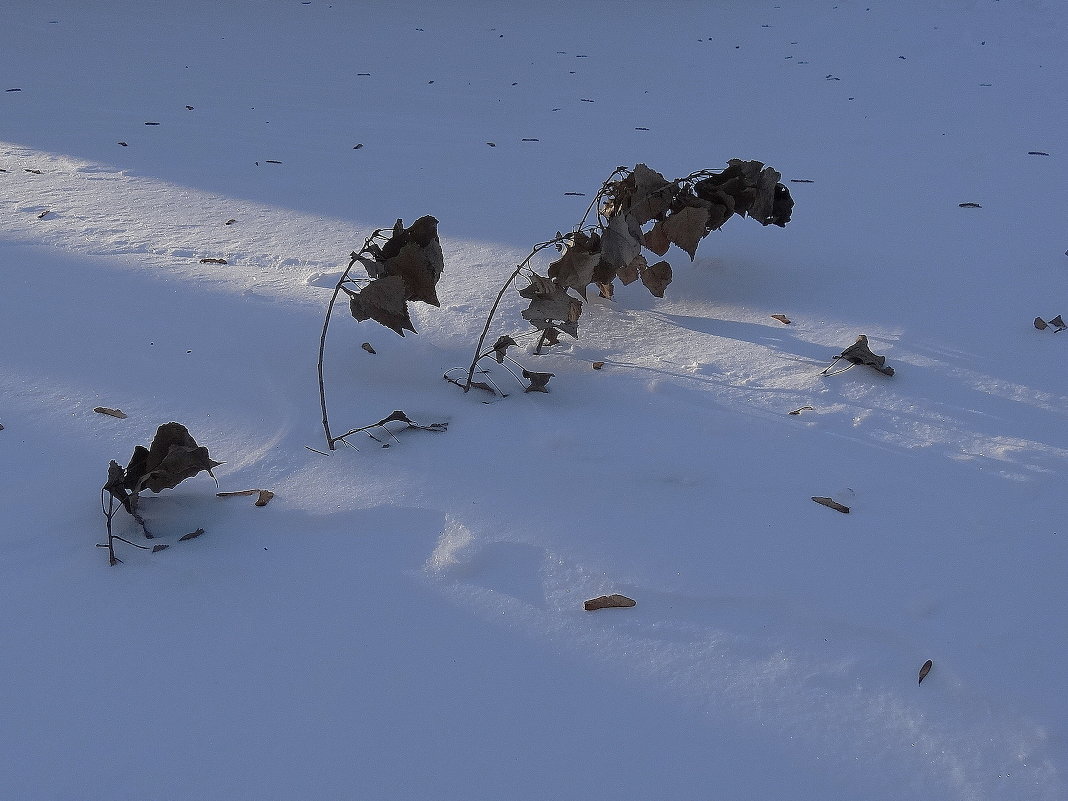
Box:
(200, 257), (228, 264)
(1034, 316), (1048, 330)
(217, 489), (258, 497)
(958, 202), (982, 208)
(522, 370), (554, 393)
(789, 406), (814, 415)
(771, 314), (791, 325)
(640, 260), (672, 298)
(225, 218), (237, 225)
(812, 496), (850, 514)
(918, 659), (933, 684)
(151, 544), (170, 553)
(1049, 314), (1066, 331)
(255, 490), (275, 507)
(94, 406), (128, 419)
(592, 362), (605, 370)
(361, 342), (377, 354)
(584, 594), (636, 611)
(178, 528), (205, 542)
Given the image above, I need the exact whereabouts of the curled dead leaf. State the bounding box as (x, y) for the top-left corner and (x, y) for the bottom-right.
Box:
(94, 407), (128, 419)
(178, 528), (205, 542)
(522, 370), (553, 393)
(592, 362), (605, 370)
(771, 314), (791, 325)
(361, 342), (376, 354)
(255, 490), (275, 507)
(918, 659), (933, 684)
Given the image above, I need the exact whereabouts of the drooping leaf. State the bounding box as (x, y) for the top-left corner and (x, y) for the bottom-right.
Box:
(640, 260), (672, 298)
(522, 370), (554, 393)
(386, 241), (441, 306)
(601, 214), (642, 271)
(492, 335), (518, 363)
(609, 164), (676, 224)
(617, 253), (645, 285)
(349, 275), (416, 336)
(641, 220), (671, 257)
(547, 231), (601, 295)
(104, 460), (134, 514)
(748, 165), (783, 224)
(521, 273), (583, 333)
(661, 206), (710, 260)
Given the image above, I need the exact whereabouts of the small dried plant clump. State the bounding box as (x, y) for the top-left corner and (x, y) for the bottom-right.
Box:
(100, 422), (220, 564)
(454, 161), (794, 395)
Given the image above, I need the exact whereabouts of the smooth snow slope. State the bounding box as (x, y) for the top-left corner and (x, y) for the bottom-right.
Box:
(1, 2), (1066, 800)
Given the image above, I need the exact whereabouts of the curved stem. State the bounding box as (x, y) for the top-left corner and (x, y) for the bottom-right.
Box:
(318, 230), (386, 449)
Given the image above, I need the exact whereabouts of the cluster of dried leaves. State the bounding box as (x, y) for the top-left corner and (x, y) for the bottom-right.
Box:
(463, 162), (793, 394)
(100, 423), (220, 564)
(345, 216), (443, 336)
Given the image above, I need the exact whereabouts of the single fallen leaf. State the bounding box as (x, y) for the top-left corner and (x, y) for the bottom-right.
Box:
(94, 406), (128, 419)
(118, 141), (128, 146)
(225, 218), (237, 225)
(361, 342), (377, 354)
(151, 544), (169, 553)
(178, 528), (205, 541)
(353, 143), (364, 149)
(584, 594), (636, 611)
(790, 178), (814, 183)
(37, 210), (51, 219)
(25, 169), (43, 174)
(200, 258), (228, 264)
(1027, 151), (1050, 156)
(255, 490), (274, 506)
(563, 192), (586, 196)
(486, 142), (496, 147)
(144, 121), (160, 125)
(918, 659), (933, 684)
(1034, 317), (1048, 330)
(812, 496), (850, 514)
(1049, 314), (1066, 331)
(592, 362), (605, 370)
(265, 159), (282, 164)
(217, 489), (258, 497)
(771, 314), (791, 324)
(958, 202), (982, 208)
(789, 406), (814, 415)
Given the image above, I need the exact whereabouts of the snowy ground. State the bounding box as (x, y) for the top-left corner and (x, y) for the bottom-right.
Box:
(1, 2), (1066, 799)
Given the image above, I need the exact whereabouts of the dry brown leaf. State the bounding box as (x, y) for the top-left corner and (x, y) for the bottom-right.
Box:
(361, 342), (377, 354)
(640, 260), (672, 298)
(200, 258), (228, 264)
(94, 407), (128, 419)
(617, 253), (645, 285)
(812, 496), (850, 514)
(178, 528), (205, 541)
(771, 314), (791, 325)
(789, 406), (814, 415)
(255, 490), (275, 507)
(661, 206), (710, 260)
(642, 220), (671, 257)
(547, 231), (601, 295)
(592, 362), (605, 370)
(584, 594), (636, 611)
(918, 659), (933, 684)
(349, 275), (416, 336)
(600, 214), (641, 271)
(217, 489), (258, 497)
(1034, 317), (1048, 330)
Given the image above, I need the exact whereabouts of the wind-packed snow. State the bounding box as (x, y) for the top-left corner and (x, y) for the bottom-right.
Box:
(1, 2), (1066, 799)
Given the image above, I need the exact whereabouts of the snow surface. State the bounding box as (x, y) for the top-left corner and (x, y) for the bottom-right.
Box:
(1, 2), (1066, 799)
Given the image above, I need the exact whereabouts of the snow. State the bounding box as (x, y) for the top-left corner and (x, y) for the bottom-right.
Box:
(1, 2), (1066, 799)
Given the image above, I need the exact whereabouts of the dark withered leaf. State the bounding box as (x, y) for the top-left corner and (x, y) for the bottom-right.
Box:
(542, 327), (561, 347)
(1034, 316), (1048, 330)
(838, 335), (894, 375)
(617, 253), (645, 285)
(492, 335), (517, 363)
(616, 164), (676, 224)
(641, 221), (671, 257)
(522, 370), (554, 393)
(349, 275), (416, 336)
(521, 274), (583, 331)
(127, 423), (222, 495)
(640, 260), (672, 298)
(178, 528), (205, 542)
(601, 214), (642, 271)
(661, 206), (710, 260)
(748, 165), (783, 224)
(151, 544), (170, 553)
(386, 241), (441, 306)
(547, 230), (601, 295)
(770, 183), (794, 226)
(1050, 314), (1066, 331)
(812, 496), (850, 513)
